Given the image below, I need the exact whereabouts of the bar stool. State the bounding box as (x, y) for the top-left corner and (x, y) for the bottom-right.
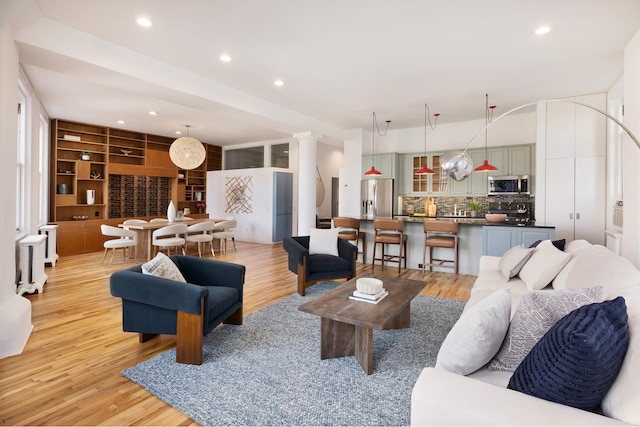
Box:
(372, 218), (407, 273)
(333, 217), (365, 261)
(422, 220), (458, 278)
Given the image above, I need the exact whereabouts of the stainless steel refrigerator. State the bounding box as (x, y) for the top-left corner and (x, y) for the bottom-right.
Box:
(361, 179), (394, 219)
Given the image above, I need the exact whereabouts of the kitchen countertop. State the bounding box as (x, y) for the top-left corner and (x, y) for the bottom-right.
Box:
(361, 215), (555, 228)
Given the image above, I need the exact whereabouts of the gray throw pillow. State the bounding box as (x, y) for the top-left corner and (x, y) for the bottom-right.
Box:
(489, 286), (604, 371)
(498, 245), (534, 280)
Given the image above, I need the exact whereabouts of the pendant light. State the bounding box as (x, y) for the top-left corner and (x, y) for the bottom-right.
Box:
(474, 94), (499, 172)
(364, 112), (391, 176)
(415, 103), (440, 175)
(170, 124), (206, 170)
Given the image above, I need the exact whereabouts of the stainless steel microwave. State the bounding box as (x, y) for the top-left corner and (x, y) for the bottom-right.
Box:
(488, 175), (530, 195)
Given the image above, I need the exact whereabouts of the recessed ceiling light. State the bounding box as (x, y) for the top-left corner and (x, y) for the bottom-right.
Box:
(175, 131), (182, 135)
(274, 79), (284, 87)
(534, 25), (551, 35)
(136, 17), (153, 27)
(149, 111), (158, 116)
(220, 54), (232, 62)
(117, 120), (125, 124)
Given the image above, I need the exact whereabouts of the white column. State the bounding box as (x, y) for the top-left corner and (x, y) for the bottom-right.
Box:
(294, 132), (322, 235)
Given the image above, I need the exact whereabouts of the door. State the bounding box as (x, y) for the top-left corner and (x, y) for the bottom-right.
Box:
(272, 172), (293, 242)
(574, 156), (605, 245)
(545, 158), (575, 242)
(331, 177), (339, 218)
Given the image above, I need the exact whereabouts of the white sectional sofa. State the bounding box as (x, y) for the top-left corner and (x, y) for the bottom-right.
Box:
(411, 240), (640, 426)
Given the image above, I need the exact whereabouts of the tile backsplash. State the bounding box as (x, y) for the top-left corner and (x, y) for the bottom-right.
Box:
(400, 195), (534, 217)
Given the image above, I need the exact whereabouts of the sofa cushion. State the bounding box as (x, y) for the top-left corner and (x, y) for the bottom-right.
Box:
(552, 245), (640, 293)
(489, 286), (604, 371)
(602, 286), (640, 425)
(498, 245), (533, 281)
(529, 238), (566, 251)
(308, 254), (350, 274)
(141, 252), (186, 282)
(435, 289), (511, 375)
(564, 239), (593, 254)
(309, 228), (339, 257)
(508, 297), (629, 411)
(519, 240), (572, 291)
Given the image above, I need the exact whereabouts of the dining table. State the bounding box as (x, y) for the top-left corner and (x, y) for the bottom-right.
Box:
(118, 218), (223, 261)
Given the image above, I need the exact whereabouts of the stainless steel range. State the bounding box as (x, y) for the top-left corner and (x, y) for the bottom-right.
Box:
(488, 201), (533, 224)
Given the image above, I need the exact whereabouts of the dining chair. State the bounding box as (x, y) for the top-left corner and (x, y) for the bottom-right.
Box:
(101, 224), (137, 265)
(185, 221), (216, 257)
(211, 220), (237, 255)
(152, 223), (187, 256)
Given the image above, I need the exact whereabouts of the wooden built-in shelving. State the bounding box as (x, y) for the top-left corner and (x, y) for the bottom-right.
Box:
(50, 119), (222, 254)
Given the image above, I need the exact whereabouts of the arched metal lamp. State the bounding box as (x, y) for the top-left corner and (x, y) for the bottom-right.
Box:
(442, 99), (640, 182)
(170, 125), (206, 170)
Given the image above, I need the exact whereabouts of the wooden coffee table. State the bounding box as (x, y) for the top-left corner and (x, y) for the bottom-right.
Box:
(298, 274), (426, 375)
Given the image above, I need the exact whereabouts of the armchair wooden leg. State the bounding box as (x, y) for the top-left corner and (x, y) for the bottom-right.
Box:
(224, 306), (243, 325)
(139, 332), (158, 343)
(297, 262), (307, 296)
(176, 305), (204, 365)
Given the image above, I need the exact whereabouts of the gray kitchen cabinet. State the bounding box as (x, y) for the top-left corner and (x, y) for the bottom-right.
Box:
(449, 148), (489, 195)
(362, 153), (397, 180)
(483, 225), (555, 256)
(398, 153), (412, 195)
(487, 145), (531, 177)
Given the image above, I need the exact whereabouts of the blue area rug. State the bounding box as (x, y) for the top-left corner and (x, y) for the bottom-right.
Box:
(122, 282), (465, 426)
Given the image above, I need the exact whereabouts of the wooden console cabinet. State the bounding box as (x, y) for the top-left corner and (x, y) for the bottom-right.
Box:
(50, 119), (222, 254)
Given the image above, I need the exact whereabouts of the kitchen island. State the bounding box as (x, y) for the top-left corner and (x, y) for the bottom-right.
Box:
(359, 216), (555, 275)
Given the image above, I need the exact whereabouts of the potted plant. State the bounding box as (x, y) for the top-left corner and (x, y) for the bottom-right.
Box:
(196, 201), (206, 214)
(468, 201), (482, 217)
(81, 151), (91, 161)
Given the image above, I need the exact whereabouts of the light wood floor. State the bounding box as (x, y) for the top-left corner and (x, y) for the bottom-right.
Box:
(0, 241), (475, 426)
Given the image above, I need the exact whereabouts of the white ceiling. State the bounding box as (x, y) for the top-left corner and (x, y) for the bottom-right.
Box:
(8, 0), (640, 146)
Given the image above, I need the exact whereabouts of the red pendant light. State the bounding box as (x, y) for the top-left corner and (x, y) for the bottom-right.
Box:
(475, 94), (499, 172)
(364, 112), (391, 176)
(415, 105), (439, 175)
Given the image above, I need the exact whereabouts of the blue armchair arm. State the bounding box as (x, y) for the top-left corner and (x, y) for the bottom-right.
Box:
(283, 236), (309, 266)
(338, 238), (358, 261)
(170, 255), (245, 295)
(110, 269), (207, 315)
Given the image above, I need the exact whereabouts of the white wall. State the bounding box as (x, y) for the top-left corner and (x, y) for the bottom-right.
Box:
(0, 4), (33, 359)
(316, 142), (343, 218)
(368, 112), (536, 155)
(207, 168), (288, 244)
(339, 128), (364, 218)
(623, 28), (640, 266)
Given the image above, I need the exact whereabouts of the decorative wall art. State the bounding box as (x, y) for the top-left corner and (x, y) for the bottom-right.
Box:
(225, 175), (253, 213)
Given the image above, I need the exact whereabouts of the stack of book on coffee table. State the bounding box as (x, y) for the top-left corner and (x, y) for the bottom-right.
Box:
(348, 288), (389, 304)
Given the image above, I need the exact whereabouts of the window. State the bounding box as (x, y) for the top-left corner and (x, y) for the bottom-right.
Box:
(225, 146), (265, 170)
(16, 95), (26, 233)
(271, 143), (289, 168)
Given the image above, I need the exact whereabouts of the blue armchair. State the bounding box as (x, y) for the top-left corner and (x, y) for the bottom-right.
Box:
(110, 255), (245, 365)
(283, 236), (357, 296)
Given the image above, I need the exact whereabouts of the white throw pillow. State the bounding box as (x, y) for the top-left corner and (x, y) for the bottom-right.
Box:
(309, 228), (339, 257)
(489, 286), (604, 371)
(564, 239), (592, 255)
(435, 288), (511, 376)
(518, 240), (572, 291)
(141, 252), (186, 282)
(498, 245), (534, 281)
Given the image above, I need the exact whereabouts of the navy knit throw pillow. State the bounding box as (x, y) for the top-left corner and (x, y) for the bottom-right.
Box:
(507, 297), (629, 411)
